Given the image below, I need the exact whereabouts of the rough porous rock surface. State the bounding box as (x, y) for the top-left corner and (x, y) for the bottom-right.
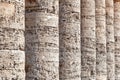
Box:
(0, 0), (25, 80)
(96, 0), (107, 80)
(0, 50), (25, 80)
(106, 0), (115, 80)
(114, 1), (120, 80)
(59, 0), (81, 80)
(81, 0), (96, 80)
(25, 0), (59, 80)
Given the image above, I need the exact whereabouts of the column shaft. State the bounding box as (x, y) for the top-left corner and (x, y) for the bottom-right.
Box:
(0, 0), (25, 79)
(114, 0), (120, 80)
(59, 0), (81, 80)
(25, 0), (59, 80)
(81, 0), (96, 79)
(96, 0), (107, 80)
(106, 0), (115, 80)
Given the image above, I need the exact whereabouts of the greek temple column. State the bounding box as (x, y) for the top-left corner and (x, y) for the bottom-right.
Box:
(59, 0), (81, 80)
(25, 0), (59, 80)
(0, 0), (25, 79)
(81, 0), (96, 80)
(95, 0), (107, 80)
(106, 0), (115, 80)
(114, 0), (120, 79)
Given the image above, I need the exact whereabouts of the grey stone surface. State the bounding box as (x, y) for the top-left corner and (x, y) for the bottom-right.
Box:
(96, 0), (107, 80)
(106, 0), (115, 80)
(0, 0), (25, 80)
(114, 1), (120, 80)
(25, 0), (59, 80)
(0, 50), (25, 80)
(59, 0), (81, 80)
(1, 0), (120, 80)
(81, 0), (96, 80)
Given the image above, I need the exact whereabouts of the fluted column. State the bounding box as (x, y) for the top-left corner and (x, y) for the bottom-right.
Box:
(114, 0), (120, 80)
(106, 0), (115, 80)
(81, 0), (96, 79)
(59, 0), (81, 80)
(0, 0), (25, 79)
(95, 0), (107, 80)
(25, 0), (59, 80)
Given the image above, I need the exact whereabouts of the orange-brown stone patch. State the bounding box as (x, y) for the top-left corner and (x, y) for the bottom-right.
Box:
(114, 0), (120, 2)
(26, 0), (36, 3)
(0, 3), (15, 17)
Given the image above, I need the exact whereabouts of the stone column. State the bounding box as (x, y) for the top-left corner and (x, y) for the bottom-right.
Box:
(59, 0), (81, 80)
(95, 0), (107, 80)
(106, 0), (115, 80)
(114, 0), (120, 80)
(0, 0), (25, 80)
(81, 0), (96, 80)
(25, 0), (59, 80)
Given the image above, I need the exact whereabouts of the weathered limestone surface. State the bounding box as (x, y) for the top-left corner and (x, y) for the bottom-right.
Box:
(96, 0), (107, 80)
(0, 0), (25, 80)
(81, 0), (96, 80)
(25, 0), (59, 80)
(106, 0), (115, 80)
(0, 50), (25, 80)
(59, 0), (81, 80)
(114, 0), (120, 80)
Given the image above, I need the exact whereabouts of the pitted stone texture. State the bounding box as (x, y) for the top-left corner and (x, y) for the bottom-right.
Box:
(25, 13), (58, 28)
(25, 0), (59, 80)
(95, 0), (107, 80)
(26, 0), (58, 15)
(81, 0), (96, 80)
(106, 0), (115, 80)
(0, 50), (25, 69)
(0, 70), (25, 80)
(0, 0), (25, 80)
(0, 3), (15, 18)
(0, 50), (25, 79)
(0, 1), (25, 50)
(25, 17), (59, 80)
(114, 1), (120, 80)
(0, 28), (24, 50)
(59, 0), (81, 80)
(0, 1), (25, 30)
